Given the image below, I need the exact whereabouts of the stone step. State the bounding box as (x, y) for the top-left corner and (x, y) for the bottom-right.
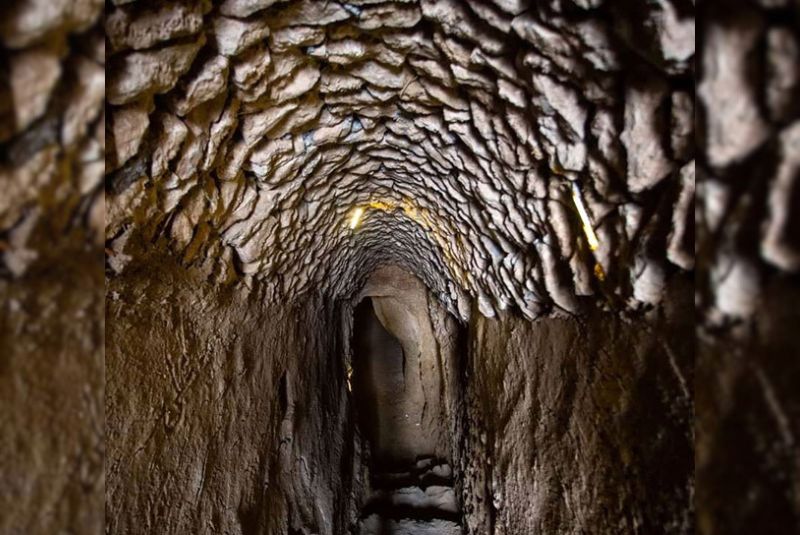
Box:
(358, 515), (462, 535)
(364, 485), (458, 515)
(371, 460), (454, 490)
(359, 461), (462, 534)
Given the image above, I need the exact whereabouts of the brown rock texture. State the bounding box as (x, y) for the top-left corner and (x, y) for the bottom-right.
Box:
(457, 277), (694, 534)
(0, 0), (104, 533)
(106, 251), (365, 534)
(0, 246), (104, 535)
(697, 1), (800, 532)
(1, 0), (798, 533)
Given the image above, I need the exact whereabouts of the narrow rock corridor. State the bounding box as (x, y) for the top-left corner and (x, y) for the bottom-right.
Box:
(1, 1), (799, 534)
(352, 268), (462, 534)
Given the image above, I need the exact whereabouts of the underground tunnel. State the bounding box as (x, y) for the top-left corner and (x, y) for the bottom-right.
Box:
(1, 0), (800, 533)
(97, 1), (698, 531)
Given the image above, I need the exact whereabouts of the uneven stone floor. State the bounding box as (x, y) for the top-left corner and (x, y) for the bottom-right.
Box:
(357, 459), (462, 535)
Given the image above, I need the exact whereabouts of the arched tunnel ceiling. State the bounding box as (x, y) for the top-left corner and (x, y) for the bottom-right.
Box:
(103, 0), (697, 318)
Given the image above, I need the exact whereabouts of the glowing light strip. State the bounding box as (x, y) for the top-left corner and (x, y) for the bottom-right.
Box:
(571, 183), (600, 251)
(347, 199), (431, 232)
(369, 200), (394, 211)
(349, 207), (365, 229)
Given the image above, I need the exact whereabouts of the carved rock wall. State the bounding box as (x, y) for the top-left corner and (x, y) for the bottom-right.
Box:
(106, 252), (365, 535)
(456, 276), (694, 534)
(0, 2), (104, 532)
(0, 247), (104, 535)
(696, 1), (800, 532)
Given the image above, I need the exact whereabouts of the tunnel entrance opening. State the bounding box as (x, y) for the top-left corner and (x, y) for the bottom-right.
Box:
(349, 266), (464, 535)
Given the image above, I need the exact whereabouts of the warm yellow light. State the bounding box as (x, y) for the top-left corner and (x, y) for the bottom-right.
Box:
(571, 183), (600, 251)
(402, 202), (418, 220)
(349, 207), (365, 229)
(368, 200), (394, 211)
(347, 199), (426, 230)
(594, 262), (606, 281)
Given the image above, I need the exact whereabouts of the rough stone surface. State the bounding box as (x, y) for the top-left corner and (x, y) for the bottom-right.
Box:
(0, 247), (104, 535)
(0, 0), (102, 48)
(697, 279), (800, 534)
(108, 35), (206, 105)
(103, 0), (698, 319)
(458, 277), (694, 534)
(212, 15), (271, 57)
(220, 0), (283, 18)
(4, 1), (799, 534)
(621, 71), (674, 193)
(169, 54), (230, 116)
(8, 44), (62, 133)
(109, 102), (151, 171)
(105, 253), (366, 535)
(105, 0), (209, 52)
(699, 6), (768, 168)
(0, 7), (105, 533)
